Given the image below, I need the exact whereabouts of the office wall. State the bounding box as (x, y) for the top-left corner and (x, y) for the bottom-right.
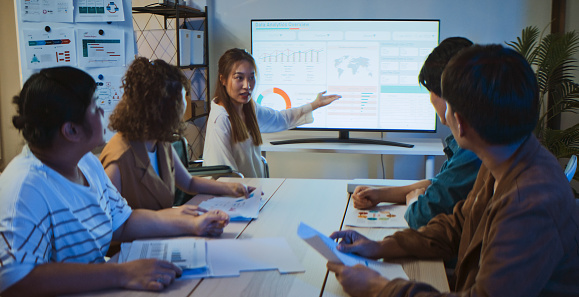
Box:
(0, 1), (577, 177)
(0, 2), (22, 170)
(204, 0), (578, 180)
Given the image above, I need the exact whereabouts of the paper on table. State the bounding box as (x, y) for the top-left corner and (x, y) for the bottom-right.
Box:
(181, 237), (304, 279)
(344, 201), (409, 228)
(124, 238), (207, 270)
(206, 237), (305, 277)
(297, 222), (408, 280)
(199, 186), (263, 221)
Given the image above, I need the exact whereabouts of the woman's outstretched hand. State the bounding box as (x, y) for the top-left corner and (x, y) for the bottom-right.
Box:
(311, 91), (341, 110)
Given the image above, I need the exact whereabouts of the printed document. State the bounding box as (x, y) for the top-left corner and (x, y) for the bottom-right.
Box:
(123, 238), (207, 270)
(297, 222), (408, 280)
(119, 236), (304, 279)
(199, 186), (262, 221)
(344, 201), (409, 228)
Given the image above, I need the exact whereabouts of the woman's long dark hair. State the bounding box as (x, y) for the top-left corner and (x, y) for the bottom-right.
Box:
(214, 48), (262, 146)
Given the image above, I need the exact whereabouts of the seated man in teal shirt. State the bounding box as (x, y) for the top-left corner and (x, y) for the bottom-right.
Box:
(352, 37), (482, 229)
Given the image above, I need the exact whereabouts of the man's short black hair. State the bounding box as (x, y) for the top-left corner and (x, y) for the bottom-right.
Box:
(442, 44), (539, 145)
(419, 37), (473, 97)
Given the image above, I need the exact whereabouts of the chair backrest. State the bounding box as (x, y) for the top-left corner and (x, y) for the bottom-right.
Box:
(261, 155), (270, 178)
(171, 136), (193, 206)
(565, 155), (577, 182)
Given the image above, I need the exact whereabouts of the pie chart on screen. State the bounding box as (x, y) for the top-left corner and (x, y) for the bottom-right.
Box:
(256, 87), (292, 110)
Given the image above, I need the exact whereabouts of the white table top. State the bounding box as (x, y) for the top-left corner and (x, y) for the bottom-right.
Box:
(67, 178), (449, 296)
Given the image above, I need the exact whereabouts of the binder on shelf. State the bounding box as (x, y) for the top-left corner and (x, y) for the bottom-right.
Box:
(178, 29), (192, 66)
(190, 30), (204, 64)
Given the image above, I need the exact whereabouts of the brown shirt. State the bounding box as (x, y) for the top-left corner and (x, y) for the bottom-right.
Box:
(380, 135), (579, 297)
(99, 133), (175, 210)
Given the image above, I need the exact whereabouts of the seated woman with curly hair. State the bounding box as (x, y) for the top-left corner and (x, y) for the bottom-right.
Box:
(100, 58), (251, 211)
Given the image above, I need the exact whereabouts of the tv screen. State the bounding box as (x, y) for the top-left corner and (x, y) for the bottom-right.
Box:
(251, 19), (440, 134)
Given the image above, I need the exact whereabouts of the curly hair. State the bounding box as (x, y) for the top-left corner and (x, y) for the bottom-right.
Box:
(214, 48), (262, 146)
(109, 57), (189, 141)
(12, 66), (96, 149)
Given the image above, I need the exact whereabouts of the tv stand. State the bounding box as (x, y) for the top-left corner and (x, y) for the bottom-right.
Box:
(269, 131), (414, 148)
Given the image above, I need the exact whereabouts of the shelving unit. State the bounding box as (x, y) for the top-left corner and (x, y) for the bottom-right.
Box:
(132, 2), (210, 119)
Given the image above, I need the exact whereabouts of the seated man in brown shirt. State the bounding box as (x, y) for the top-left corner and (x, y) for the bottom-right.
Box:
(327, 44), (579, 297)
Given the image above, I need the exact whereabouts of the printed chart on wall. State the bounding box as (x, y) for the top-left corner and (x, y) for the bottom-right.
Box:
(87, 70), (123, 142)
(77, 29), (125, 67)
(21, 0), (74, 23)
(75, 0), (126, 22)
(23, 28), (77, 70)
(344, 201), (409, 228)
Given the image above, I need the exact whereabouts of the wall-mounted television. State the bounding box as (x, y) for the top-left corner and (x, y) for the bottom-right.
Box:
(251, 19), (440, 147)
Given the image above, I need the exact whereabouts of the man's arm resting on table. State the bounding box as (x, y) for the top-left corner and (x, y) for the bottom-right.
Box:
(355, 179), (432, 206)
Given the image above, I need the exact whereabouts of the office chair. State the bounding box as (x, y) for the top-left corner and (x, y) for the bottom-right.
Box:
(171, 136), (243, 206)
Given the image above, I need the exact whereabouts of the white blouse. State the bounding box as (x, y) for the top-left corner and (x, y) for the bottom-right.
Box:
(203, 99), (313, 177)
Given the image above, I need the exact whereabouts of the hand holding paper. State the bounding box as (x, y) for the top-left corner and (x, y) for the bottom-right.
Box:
(297, 222), (408, 280)
(329, 229), (385, 260)
(199, 186), (263, 221)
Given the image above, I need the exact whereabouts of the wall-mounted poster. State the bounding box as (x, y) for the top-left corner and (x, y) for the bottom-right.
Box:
(21, 0), (74, 23)
(23, 28), (77, 69)
(77, 28), (125, 67)
(75, 0), (126, 22)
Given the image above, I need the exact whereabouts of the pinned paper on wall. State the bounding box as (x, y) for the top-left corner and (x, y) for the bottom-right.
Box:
(23, 28), (77, 70)
(75, 0), (126, 22)
(87, 70), (123, 141)
(77, 29), (125, 67)
(21, 0), (74, 23)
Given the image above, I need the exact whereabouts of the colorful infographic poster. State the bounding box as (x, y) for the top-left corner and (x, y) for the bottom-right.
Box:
(75, 0), (126, 22)
(23, 28), (77, 70)
(21, 0), (74, 23)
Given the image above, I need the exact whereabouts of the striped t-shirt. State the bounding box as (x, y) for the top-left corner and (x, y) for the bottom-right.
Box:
(0, 145), (133, 292)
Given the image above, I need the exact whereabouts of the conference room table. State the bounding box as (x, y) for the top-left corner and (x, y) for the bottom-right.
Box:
(69, 178), (449, 297)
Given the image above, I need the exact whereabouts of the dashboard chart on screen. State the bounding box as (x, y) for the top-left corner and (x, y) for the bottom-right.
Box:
(251, 19), (439, 137)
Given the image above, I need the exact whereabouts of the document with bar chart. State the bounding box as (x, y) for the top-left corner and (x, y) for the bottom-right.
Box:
(77, 28), (125, 67)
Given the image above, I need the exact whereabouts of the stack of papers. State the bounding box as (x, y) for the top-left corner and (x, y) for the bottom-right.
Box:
(297, 222), (408, 280)
(199, 186), (262, 221)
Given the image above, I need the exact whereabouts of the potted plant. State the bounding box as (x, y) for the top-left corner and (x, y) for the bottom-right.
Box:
(506, 26), (579, 188)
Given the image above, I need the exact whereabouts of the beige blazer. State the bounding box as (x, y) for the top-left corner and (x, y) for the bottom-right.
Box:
(100, 133), (175, 210)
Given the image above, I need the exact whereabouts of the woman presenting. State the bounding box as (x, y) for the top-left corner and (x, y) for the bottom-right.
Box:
(203, 48), (341, 177)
